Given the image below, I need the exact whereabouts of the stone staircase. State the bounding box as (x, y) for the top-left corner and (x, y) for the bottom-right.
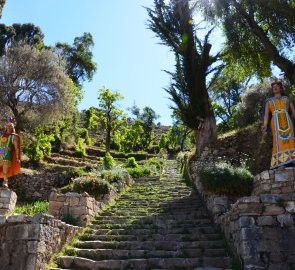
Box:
(51, 161), (231, 270)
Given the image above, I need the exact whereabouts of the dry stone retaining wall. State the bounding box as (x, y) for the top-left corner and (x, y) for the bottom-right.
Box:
(9, 170), (69, 201)
(0, 214), (80, 270)
(189, 160), (295, 270)
(48, 172), (134, 226)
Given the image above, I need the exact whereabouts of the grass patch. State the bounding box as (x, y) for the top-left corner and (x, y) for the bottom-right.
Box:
(14, 201), (48, 216)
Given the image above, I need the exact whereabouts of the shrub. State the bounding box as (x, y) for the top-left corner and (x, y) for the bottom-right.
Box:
(14, 201), (49, 216)
(199, 162), (253, 196)
(62, 214), (77, 225)
(100, 166), (125, 183)
(75, 138), (87, 158)
(23, 128), (55, 161)
(126, 157), (139, 168)
(127, 167), (151, 178)
(72, 176), (113, 199)
(102, 152), (114, 169)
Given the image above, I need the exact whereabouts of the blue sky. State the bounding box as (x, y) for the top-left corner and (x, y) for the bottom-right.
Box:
(1, 0), (177, 125)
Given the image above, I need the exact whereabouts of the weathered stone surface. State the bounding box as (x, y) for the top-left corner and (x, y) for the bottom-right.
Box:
(0, 188), (17, 215)
(257, 216), (276, 226)
(263, 205), (285, 216)
(277, 214), (294, 227)
(0, 214), (80, 270)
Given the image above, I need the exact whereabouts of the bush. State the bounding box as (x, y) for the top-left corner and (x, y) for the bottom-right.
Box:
(126, 157), (139, 168)
(23, 128), (55, 161)
(199, 162), (253, 196)
(14, 201), (49, 216)
(72, 176), (113, 199)
(74, 138), (87, 158)
(127, 167), (151, 178)
(100, 166), (125, 183)
(102, 152), (114, 169)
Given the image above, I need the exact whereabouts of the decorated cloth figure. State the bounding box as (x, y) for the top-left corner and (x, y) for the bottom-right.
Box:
(0, 117), (21, 188)
(263, 81), (295, 169)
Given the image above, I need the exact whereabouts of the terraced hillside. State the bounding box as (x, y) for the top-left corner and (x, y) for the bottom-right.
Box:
(51, 161), (231, 270)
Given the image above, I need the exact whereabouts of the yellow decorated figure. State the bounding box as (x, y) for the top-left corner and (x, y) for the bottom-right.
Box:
(263, 81), (295, 169)
(0, 117), (21, 188)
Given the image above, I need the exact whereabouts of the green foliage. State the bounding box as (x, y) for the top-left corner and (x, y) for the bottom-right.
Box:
(127, 167), (151, 178)
(199, 162), (253, 196)
(0, 23), (44, 56)
(146, 1), (221, 131)
(158, 133), (168, 150)
(200, 1), (295, 83)
(100, 166), (125, 183)
(23, 127), (55, 161)
(120, 119), (145, 153)
(97, 86), (126, 152)
(74, 138), (87, 158)
(102, 152), (115, 169)
(61, 214), (77, 225)
(176, 151), (193, 186)
(210, 75), (244, 133)
(14, 201), (48, 216)
(72, 176), (113, 199)
(236, 80), (272, 127)
(126, 157), (139, 168)
(56, 32), (97, 90)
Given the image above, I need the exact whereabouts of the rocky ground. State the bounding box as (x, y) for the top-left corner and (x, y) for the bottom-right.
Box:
(51, 161), (231, 270)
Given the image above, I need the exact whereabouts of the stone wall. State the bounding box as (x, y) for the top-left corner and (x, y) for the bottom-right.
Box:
(0, 214), (80, 270)
(189, 161), (295, 270)
(253, 167), (295, 199)
(9, 169), (70, 201)
(48, 190), (106, 226)
(0, 189), (17, 215)
(48, 172), (134, 226)
(221, 195), (295, 270)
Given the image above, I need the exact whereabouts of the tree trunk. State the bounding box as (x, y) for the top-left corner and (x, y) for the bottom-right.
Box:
(194, 115), (217, 157)
(105, 125), (111, 153)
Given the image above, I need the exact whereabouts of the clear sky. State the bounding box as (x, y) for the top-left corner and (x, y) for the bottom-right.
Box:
(1, 0), (176, 125)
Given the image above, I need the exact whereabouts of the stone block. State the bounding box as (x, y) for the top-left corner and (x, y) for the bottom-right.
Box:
(237, 203), (263, 215)
(0, 189), (17, 214)
(275, 170), (292, 182)
(277, 214), (294, 227)
(0, 214), (6, 224)
(260, 194), (280, 204)
(257, 216), (276, 226)
(239, 196), (260, 203)
(286, 201), (295, 213)
(238, 216), (255, 228)
(7, 214), (27, 223)
(263, 205), (285, 216)
(260, 170), (270, 180)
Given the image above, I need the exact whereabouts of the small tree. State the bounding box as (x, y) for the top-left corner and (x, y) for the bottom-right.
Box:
(130, 105), (159, 150)
(0, 43), (75, 131)
(97, 87), (125, 152)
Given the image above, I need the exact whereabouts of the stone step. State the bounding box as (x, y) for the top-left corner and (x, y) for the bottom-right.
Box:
(58, 256), (230, 270)
(76, 240), (226, 250)
(87, 226), (218, 236)
(92, 217), (212, 227)
(79, 233), (222, 242)
(70, 247), (227, 260)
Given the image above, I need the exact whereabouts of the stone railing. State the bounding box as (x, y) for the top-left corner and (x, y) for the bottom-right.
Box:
(0, 214), (80, 270)
(189, 161), (295, 270)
